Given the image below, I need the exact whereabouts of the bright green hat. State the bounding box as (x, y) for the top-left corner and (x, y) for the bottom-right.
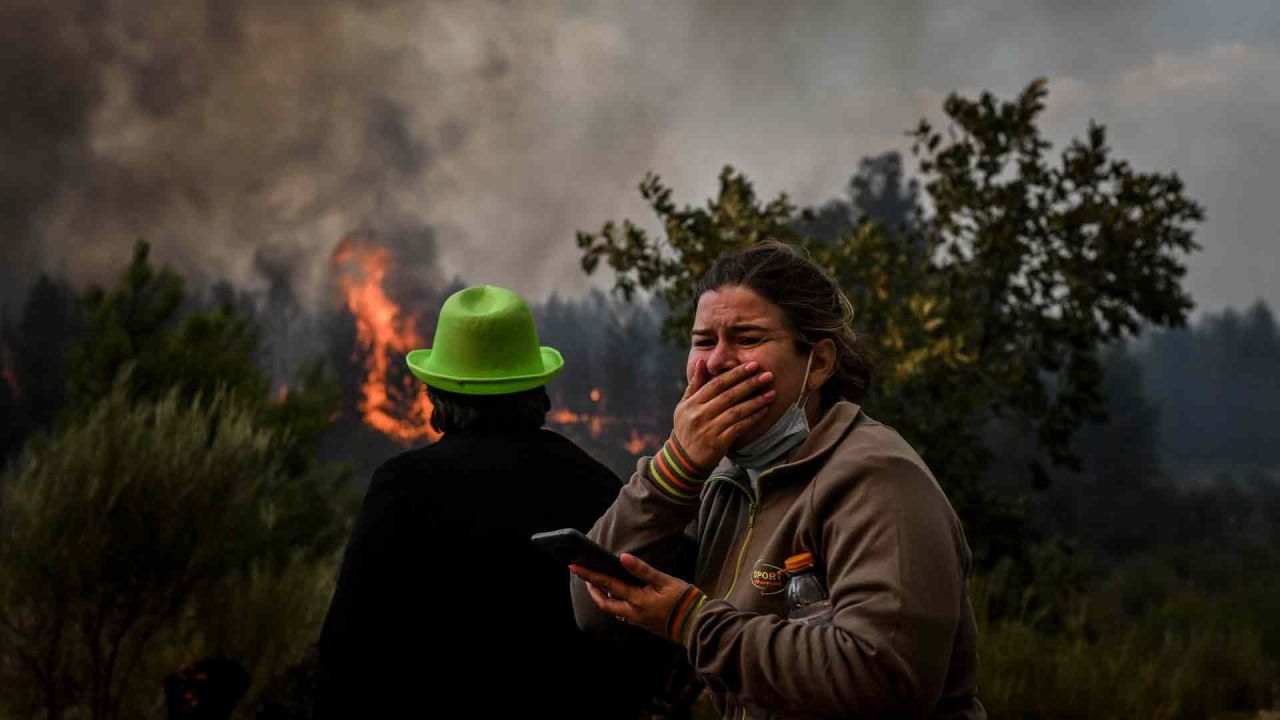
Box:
(405, 285), (563, 396)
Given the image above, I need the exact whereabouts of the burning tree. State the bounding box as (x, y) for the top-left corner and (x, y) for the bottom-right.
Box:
(331, 233), (440, 445)
(324, 231), (680, 480)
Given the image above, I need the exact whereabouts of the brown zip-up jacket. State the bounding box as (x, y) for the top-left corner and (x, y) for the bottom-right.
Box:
(571, 401), (986, 720)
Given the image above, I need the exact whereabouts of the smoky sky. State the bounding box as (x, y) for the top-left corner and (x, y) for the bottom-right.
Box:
(2, 0), (1277, 317)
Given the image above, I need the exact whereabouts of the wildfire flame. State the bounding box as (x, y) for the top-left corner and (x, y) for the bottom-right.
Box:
(548, 407), (607, 438)
(547, 389), (663, 455)
(332, 234), (440, 444)
(326, 257), (660, 456)
(624, 429), (657, 456)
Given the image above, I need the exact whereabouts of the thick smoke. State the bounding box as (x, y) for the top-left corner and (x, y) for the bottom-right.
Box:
(14, 0), (461, 310)
(2, 0), (1277, 316)
(1, 1), (102, 310)
(1, 0), (667, 313)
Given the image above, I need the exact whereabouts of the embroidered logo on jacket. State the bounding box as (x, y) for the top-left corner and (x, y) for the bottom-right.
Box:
(750, 561), (788, 595)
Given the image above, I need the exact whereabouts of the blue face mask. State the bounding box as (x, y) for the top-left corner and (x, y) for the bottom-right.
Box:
(726, 351), (814, 471)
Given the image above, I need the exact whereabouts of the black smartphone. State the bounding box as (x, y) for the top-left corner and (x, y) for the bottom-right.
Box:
(530, 528), (645, 587)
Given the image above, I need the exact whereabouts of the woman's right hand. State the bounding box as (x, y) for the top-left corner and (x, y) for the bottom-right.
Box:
(673, 359), (776, 471)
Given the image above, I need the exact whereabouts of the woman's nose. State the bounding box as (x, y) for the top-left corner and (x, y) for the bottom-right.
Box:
(706, 341), (737, 375)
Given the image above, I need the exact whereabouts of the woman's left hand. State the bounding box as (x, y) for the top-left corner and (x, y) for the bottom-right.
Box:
(570, 554), (690, 638)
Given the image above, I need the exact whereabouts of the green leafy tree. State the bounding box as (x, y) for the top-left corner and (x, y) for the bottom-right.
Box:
(576, 80), (1202, 567)
(69, 242), (262, 410)
(68, 240), (344, 480)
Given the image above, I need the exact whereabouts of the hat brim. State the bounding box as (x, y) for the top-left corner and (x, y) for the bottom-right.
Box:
(405, 347), (564, 396)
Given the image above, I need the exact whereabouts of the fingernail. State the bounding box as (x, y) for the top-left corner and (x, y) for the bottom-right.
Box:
(758, 372), (773, 382)
(764, 390), (777, 399)
(745, 361), (759, 371)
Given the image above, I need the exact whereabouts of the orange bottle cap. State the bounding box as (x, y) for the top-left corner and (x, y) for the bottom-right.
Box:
(784, 552), (814, 573)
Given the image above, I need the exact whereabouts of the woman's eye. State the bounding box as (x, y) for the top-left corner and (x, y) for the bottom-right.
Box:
(738, 337), (761, 346)
(692, 340), (715, 349)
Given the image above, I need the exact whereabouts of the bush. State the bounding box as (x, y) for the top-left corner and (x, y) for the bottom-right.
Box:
(972, 565), (1279, 720)
(0, 381), (348, 720)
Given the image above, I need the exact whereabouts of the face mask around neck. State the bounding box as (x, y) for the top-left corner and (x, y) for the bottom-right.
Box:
(726, 351), (814, 471)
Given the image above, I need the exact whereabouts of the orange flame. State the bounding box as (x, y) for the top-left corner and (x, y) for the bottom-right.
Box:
(549, 408), (587, 425)
(546, 406), (610, 438)
(332, 234), (440, 444)
(547, 396), (667, 448)
(623, 429), (663, 456)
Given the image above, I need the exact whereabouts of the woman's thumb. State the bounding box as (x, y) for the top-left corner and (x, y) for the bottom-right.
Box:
(620, 553), (665, 587)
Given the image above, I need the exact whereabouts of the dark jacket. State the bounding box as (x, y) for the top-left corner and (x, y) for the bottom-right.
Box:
(315, 428), (665, 718)
(572, 402), (985, 720)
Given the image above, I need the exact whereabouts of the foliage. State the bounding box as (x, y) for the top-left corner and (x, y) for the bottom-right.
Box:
(0, 242), (356, 719)
(792, 151), (919, 243)
(66, 240), (345, 479)
(985, 345), (1168, 553)
(0, 273), (80, 463)
(69, 242), (260, 411)
(577, 166), (801, 344)
(0, 383), (345, 720)
(973, 327), (1280, 718)
(972, 559), (1280, 720)
(1140, 301), (1280, 475)
(576, 80), (1204, 567)
(907, 78), (1202, 470)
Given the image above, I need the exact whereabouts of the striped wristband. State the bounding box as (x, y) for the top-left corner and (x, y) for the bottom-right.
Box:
(666, 584), (709, 645)
(647, 434), (713, 503)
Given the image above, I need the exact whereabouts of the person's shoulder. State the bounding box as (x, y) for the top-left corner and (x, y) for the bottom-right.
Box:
(535, 428), (614, 468)
(365, 442), (449, 496)
(816, 411), (950, 510)
(535, 427), (624, 502)
(837, 413), (927, 467)
(531, 429), (624, 524)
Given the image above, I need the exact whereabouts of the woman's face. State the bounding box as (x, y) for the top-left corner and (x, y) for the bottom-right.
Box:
(689, 285), (814, 446)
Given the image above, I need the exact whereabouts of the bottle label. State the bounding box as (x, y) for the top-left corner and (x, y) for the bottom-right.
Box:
(787, 599), (833, 627)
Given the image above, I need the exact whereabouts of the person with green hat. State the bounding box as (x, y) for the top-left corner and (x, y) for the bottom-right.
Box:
(313, 285), (666, 719)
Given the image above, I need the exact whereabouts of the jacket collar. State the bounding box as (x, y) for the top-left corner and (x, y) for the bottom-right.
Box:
(710, 400), (863, 488)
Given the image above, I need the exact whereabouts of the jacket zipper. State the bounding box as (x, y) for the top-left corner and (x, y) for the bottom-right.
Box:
(712, 474), (758, 600)
(714, 470), (783, 720)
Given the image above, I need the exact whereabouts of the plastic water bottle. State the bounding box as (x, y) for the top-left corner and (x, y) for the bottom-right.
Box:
(785, 552), (833, 627)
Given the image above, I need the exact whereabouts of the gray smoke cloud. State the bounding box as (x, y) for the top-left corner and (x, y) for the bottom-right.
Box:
(1, 0), (651, 311)
(2, 0), (1278, 316)
(1, 1), (101, 310)
(7, 0), (460, 310)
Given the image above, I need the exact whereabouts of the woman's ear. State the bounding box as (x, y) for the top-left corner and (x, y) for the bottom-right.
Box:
(809, 338), (838, 392)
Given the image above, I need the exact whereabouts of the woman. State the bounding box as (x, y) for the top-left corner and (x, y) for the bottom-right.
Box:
(570, 242), (985, 719)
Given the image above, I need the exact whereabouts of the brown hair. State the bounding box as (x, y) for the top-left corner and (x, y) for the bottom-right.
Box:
(693, 241), (873, 405)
